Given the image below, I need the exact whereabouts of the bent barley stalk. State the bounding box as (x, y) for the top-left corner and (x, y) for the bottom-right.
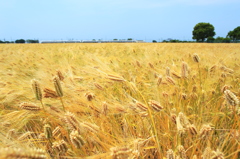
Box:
(53, 76), (65, 111)
(31, 79), (45, 111)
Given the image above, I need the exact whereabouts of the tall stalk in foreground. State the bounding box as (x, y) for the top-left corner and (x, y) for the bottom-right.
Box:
(31, 79), (45, 111)
(53, 76), (65, 112)
(193, 53), (202, 88)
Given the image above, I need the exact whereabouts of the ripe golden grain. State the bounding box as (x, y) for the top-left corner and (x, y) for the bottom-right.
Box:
(31, 79), (42, 101)
(81, 122), (100, 133)
(199, 124), (212, 138)
(53, 76), (63, 97)
(148, 100), (163, 112)
(18, 131), (35, 141)
(166, 149), (175, 159)
(181, 62), (188, 78)
(43, 88), (58, 98)
(70, 130), (85, 149)
(177, 145), (187, 159)
(52, 140), (68, 154)
(187, 124), (198, 136)
(56, 70), (64, 81)
(192, 53), (200, 63)
(172, 72), (181, 79)
(85, 92), (95, 101)
(44, 124), (52, 139)
(106, 74), (125, 82)
(166, 76), (176, 85)
(0, 147), (46, 159)
(64, 112), (80, 131)
(19, 102), (40, 111)
(110, 147), (132, 159)
(157, 75), (162, 86)
(135, 101), (148, 112)
(94, 82), (104, 90)
(102, 101), (108, 115)
(166, 67), (170, 76)
(224, 90), (239, 106)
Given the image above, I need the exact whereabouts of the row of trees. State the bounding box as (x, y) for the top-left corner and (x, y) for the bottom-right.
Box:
(192, 22), (240, 42)
(1, 23), (240, 43)
(0, 39), (39, 43)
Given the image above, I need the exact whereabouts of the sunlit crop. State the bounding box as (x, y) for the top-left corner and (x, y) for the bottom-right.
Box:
(0, 43), (239, 158)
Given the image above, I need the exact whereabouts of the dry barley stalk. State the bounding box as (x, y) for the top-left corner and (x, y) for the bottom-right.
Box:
(85, 92), (95, 101)
(181, 62), (188, 78)
(157, 75), (162, 86)
(19, 102), (40, 111)
(56, 70), (64, 81)
(106, 74), (125, 82)
(43, 88), (58, 98)
(192, 53), (202, 88)
(187, 124), (198, 136)
(44, 124), (52, 139)
(0, 147), (46, 159)
(224, 90), (239, 107)
(110, 147), (132, 159)
(94, 82), (104, 90)
(148, 100), (163, 112)
(102, 101), (108, 115)
(63, 111), (80, 132)
(53, 76), (65, 111)
(70, 130), (85, 149)
(18, 131), (35, 141)
(166, 76), (176, 85)
(80, 122), (100, 133)
(192, 53), (200, 63)
(166, 149), (175, 159)
(166, 67), (170, 76)
(135, 101), (148, 112)
(177, 145), (187, 159)
(199, 124), (212, 138)
(211, 149), (225, 159)
(172, 72), (181, 79)
(31, 79), (45, 111)
(52, 140), (68, 155)
(202, 147), (214, 159)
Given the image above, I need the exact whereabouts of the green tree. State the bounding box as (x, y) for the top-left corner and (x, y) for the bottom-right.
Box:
(26, 39), (39, 43)
(192, 22), (216, 42)
(227, 26), (240, 41)
(207, 37), (215, 43)
(15, 39), (25, 43)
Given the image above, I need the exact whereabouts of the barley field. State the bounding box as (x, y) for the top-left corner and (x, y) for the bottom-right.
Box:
(0, 43), (239, 159)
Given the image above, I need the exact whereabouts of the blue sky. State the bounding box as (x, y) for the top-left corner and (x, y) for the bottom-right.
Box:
(0, 0), (240, 42)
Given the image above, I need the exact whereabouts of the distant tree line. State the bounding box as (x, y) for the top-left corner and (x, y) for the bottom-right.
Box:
(1, 24), (240, 43)
(155, 23), (240, 43)
(0, 39), (39, 43)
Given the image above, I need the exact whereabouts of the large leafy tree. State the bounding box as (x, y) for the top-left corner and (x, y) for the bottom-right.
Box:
(227, 26), (240, 41)
(192, 22), (216, 42)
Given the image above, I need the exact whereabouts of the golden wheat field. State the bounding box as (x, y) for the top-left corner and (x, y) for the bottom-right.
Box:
(0, 43), (239, 159)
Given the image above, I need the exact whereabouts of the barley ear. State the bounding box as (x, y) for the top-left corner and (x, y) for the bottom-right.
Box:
(53, 76), (63, 97)
(53, 76), (65, 111)
(192, 53), (200, 63)
(31, 79), (45, 110)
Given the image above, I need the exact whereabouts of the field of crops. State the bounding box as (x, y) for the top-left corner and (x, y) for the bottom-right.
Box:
(0, 43), (239, 158)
